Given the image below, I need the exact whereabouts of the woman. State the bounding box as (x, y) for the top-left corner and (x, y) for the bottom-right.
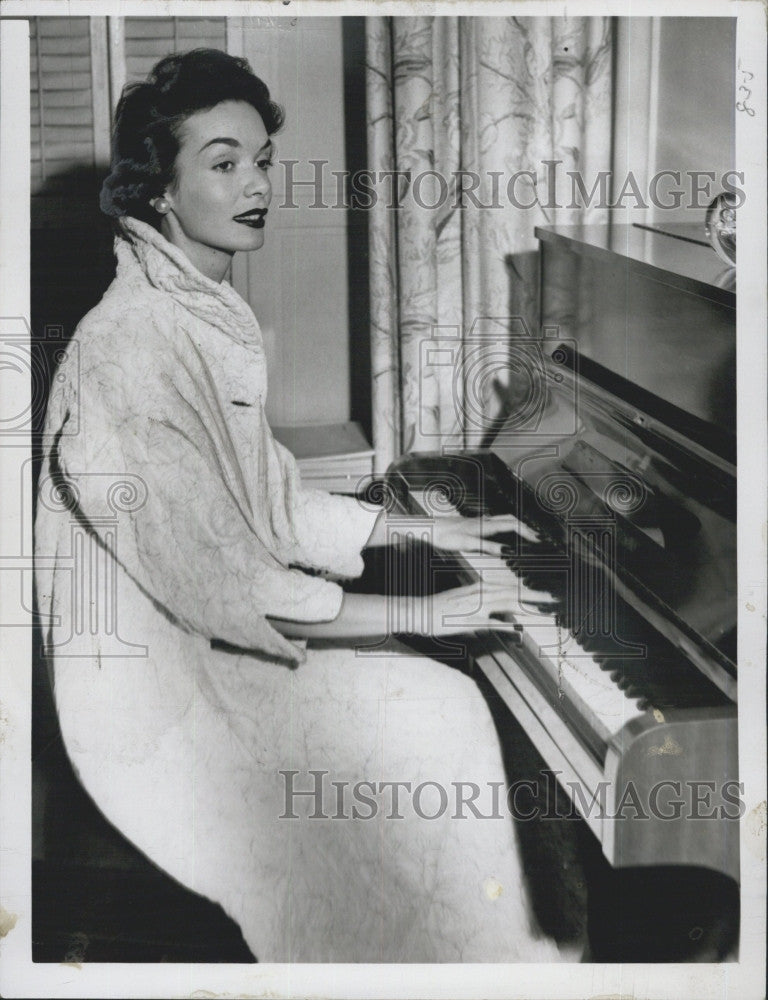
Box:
(35, 49), (574, 963)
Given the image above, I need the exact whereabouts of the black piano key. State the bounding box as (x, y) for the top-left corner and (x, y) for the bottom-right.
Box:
(499, 545), (730, 712)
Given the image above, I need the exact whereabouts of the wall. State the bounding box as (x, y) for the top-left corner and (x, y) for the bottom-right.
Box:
(230, 17), (352, 428)
(613, 17), (737, 224)
(654, 17), (736, 213)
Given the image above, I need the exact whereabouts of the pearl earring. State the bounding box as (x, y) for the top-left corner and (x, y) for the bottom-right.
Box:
(154, 198), (170, 215)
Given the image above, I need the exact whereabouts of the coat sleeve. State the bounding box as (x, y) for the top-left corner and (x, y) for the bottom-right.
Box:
(267, 438), (382, 578)
(49, 348), (346, 665)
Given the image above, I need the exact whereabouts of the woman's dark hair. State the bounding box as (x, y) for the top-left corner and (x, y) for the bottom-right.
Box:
(100, 48), (284, 228)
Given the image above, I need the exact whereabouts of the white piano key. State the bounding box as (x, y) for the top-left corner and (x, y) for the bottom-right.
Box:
(408, 488), (648, 743)
(459, 549), (647, 745)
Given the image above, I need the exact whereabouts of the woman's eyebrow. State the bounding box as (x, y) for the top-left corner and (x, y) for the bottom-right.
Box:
(198, 137), (274, 155)
(198, 137), (241, 153)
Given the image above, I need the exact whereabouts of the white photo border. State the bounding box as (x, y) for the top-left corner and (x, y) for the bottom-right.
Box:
(1, 3), (765, 998)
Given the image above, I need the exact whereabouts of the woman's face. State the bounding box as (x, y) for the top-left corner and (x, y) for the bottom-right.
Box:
(158, 100), (273, 282)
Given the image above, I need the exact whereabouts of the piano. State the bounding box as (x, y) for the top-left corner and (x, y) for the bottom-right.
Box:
(372, 222), (738, 885)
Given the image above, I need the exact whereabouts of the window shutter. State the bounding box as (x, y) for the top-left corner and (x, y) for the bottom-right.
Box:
(30, 16), (229, 195)
(123, 18), (228, 85)
(30, 17), (97, 194)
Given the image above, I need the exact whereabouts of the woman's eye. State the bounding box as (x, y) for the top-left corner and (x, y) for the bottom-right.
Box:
(213, 160), (235, 172)
(257, 158), (274, 171)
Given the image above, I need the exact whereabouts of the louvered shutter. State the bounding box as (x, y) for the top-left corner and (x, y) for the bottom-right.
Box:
(30, 16), (236, 348)
(30, 17), (98, 194)
(30, 16), (229, 195)
(123, 17), (228, 84)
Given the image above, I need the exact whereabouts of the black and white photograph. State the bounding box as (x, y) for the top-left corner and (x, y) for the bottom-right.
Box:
(0, 2), (765, 998)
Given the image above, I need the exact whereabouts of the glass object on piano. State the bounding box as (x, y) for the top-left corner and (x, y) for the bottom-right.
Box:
(705, 192), (736, 266)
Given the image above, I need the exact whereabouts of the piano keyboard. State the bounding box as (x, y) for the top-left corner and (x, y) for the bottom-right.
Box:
(408, 489), (648, 757)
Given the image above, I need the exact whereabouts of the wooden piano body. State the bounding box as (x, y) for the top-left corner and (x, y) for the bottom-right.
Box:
(381, 223), (738, 884)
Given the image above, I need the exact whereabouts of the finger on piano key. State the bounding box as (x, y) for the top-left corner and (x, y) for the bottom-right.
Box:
(501, 539), (560, 558)
(480, 514), (540, 544)
(455, 550), (559, 616)
(476, 572), (556, 610)
(489, 612), (525, 627)
(458, 547), (648, 740)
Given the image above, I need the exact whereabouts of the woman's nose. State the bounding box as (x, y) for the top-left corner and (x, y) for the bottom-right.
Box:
(244, 166), (271, 200)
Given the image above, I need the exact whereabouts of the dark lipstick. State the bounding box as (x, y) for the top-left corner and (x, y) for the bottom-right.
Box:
(233, 208), (268, 228)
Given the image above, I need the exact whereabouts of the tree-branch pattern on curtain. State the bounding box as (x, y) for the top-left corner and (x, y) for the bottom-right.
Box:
(366, 17), (613, 473)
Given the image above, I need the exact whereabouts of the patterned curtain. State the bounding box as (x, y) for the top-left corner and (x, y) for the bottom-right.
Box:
(366, 17), (613, 472)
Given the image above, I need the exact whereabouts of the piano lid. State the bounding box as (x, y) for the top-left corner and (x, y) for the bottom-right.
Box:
(534, 223), (736, 465)
(535, 222), (736, 305)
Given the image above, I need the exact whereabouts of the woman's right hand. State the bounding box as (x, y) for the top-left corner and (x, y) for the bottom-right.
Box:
(269, 579), (554, 643)
(417, 579), (554, 637)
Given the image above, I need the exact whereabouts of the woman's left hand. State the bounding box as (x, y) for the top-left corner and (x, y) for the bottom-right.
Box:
(429, 514), (538, 555)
